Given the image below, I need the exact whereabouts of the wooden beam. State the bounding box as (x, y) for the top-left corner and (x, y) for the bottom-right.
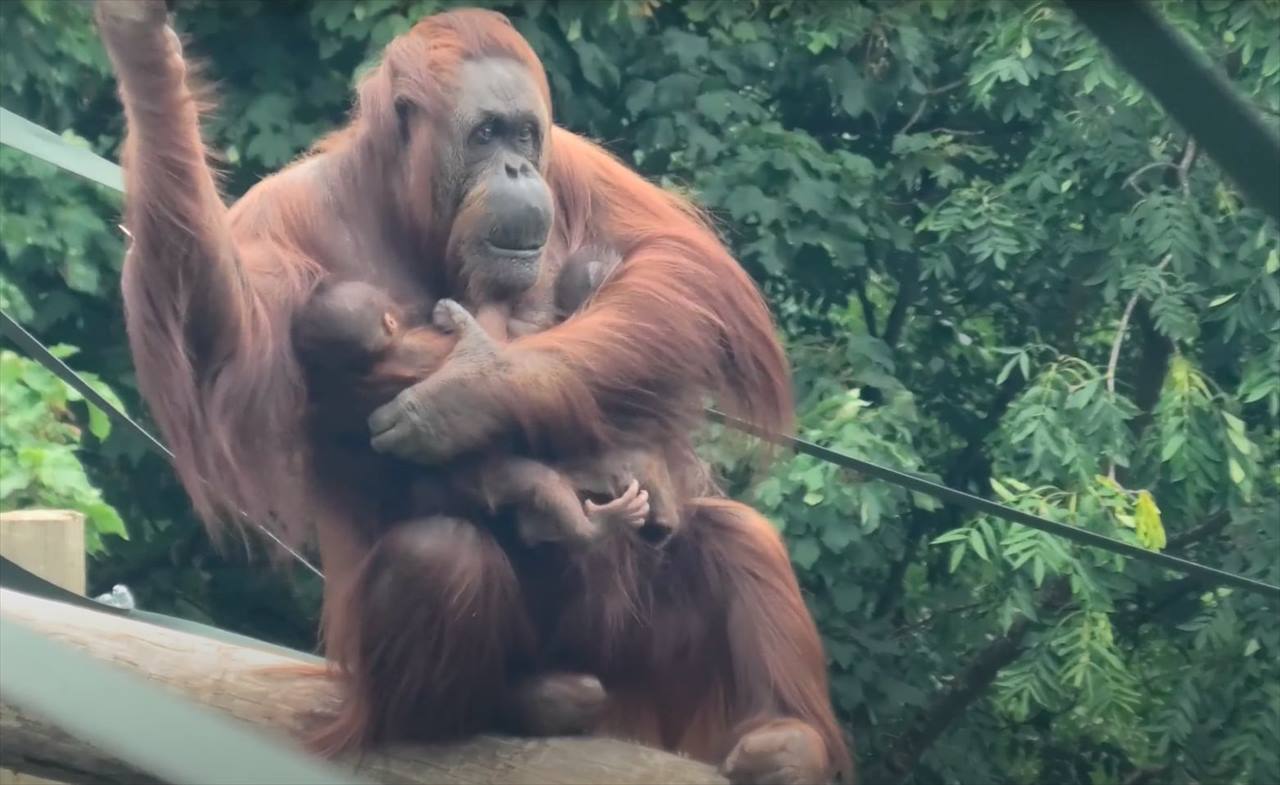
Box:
(0, 587), (726, 785)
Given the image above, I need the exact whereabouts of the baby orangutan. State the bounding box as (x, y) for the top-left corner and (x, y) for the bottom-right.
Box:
(293, 250), (677, 547)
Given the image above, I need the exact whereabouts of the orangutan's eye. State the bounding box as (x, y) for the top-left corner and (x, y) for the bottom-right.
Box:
(395, 99), (413, 140)
(472, 120), (497, 145)
(517, 123), (535, 144)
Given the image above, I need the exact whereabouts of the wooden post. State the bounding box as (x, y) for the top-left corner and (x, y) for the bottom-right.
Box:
(0, 509), (86, 785)
(0, 510), (86, 595)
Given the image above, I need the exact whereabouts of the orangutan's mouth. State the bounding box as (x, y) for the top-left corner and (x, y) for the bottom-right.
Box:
(485, 240), (544, 260)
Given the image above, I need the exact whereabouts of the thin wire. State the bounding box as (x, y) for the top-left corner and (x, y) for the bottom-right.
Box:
(707, 409), (1280, 600)
(0, 310), (324, 580)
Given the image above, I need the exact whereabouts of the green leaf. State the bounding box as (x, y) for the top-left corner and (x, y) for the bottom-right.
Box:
(85, 500), (128, 540)
(792, 539), (820, 570)
(969, 527), (990, 561)
(1228, 458), (1246, 485)
(625, 80), (656, 116)
(1263, 40), (1280, 77)
(830, 61), (868, 118)
(997, 356), (1019, 385)
(87, 404), (111, 441)
(932, 528), (971, 545)
(1222, 411), (1246, 433)
(0, 466), (33, 500)
(576, 43), (620, 92)
(1226, 426), (1253, 456)
(1160, 431), (1186, 461)
(832, 584), (862, 613)
(991, 478), (1015, 502)
(821, 519), (855, 551)
(1065, 380), (1097, 410)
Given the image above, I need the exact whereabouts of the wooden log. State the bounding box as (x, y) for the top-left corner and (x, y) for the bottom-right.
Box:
(0, 587), (726, 785)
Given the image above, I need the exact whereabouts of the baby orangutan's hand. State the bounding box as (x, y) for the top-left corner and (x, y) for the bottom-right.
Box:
(583, 479), (649, 533)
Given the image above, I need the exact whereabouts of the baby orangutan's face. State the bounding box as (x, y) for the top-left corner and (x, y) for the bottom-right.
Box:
(293, 280), (406, 369)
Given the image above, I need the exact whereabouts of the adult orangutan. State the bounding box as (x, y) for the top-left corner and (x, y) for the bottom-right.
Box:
(94, 1), (852, 782)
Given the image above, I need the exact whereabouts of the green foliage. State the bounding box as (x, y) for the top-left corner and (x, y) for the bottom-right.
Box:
(0, 348), (127, 552)
(1, 0), (1278, 783)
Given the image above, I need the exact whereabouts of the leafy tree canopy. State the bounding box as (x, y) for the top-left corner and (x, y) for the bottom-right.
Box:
(1, 1), (1276, 782)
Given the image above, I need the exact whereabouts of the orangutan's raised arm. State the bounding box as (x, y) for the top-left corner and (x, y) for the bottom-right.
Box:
(95, 1), (301, 528)
(96, 2), (249, 359)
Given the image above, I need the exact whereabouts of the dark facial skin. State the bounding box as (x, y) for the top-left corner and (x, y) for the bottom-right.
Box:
(438, 57), (554, 302)
(293, 280), (402, 371)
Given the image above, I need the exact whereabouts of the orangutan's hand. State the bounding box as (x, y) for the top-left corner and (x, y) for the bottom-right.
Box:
(368, 299), (510, 465)
(95, 0), (168, 28)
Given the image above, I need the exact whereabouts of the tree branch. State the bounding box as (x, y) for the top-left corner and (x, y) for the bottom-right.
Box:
(868, 579), (1073, 785)
(1176, 138), (1198, 197)
(881, 255), (920, 349)
(925, 77), (969, 96)
(854, 278), (879, 337)
(1104, 254), (1172, 478)
(1123, 162), (1176, 196)
(1123, 765), (1170, 785)
(1115, 511), (1231, 636)
(872, 371), (1026, 622)
(897, 96), (930, 135)
(1166, 510), (1230, 551)
(1109, 137), (1197, 475)
(872, 511), (937, 620)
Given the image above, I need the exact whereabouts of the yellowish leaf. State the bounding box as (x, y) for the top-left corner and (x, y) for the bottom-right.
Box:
(1134, 490), (1166, 551)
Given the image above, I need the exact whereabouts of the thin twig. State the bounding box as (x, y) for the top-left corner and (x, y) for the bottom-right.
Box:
(1123, 765), (1169, 785)
(1166, 510), (1230, 551)
(854, 279), (879, 336)
(1123, 139), (1197, 197)
(1123, 162), (1176, 196)
(928, 127), (984, 136)
(1177, 137), (1198, 197)
(898, 97), (929, 135)
(1105, 254), (1171, 480)
(899, 78), (969, 135)
(1106, 139), (1197, 479)
(925, 77), (969, 95)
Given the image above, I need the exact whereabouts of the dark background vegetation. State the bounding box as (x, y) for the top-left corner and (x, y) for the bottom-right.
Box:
(2, 1), (1277, 782)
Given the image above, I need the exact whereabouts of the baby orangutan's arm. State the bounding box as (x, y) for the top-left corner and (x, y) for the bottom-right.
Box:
(469, 456), (647, 547)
